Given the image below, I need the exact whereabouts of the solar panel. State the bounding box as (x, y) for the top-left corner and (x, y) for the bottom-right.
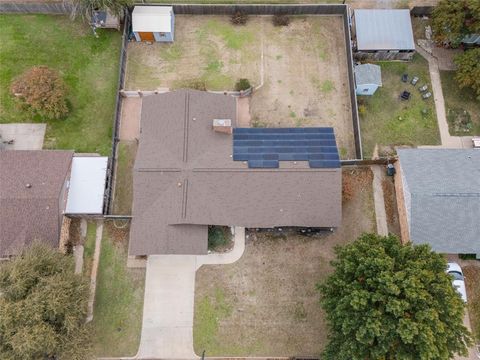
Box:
(233, 127), (341, 169)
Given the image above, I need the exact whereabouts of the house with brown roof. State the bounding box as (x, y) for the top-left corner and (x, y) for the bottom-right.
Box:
(129, 90), (342, 257)
(0, 150), (108, 258)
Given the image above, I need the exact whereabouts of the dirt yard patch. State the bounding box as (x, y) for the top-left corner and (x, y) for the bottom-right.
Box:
(382, 176), (401, 237)
(464, 264), (480, 342)
(126, 15), (355, 159)
(193, 167), (375, 356)
(119, 97), (142, 141)
(126, 15), (261, 91)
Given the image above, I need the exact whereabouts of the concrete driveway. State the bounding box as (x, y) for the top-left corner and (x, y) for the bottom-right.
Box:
(0, 123), (46, 150)
(135, 228), (245, 360)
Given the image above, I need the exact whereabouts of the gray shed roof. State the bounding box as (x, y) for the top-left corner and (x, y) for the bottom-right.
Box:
(129, 90), (342, 256)
(354, 9), (415, 51)
(398, 149), (480, 254)
(355, 64), (382, 86)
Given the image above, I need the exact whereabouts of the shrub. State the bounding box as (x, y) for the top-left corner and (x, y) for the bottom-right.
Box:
(273, 14), (290, 27)
(174, 78), (207, 91)
(459, 254), (477, 260)
(230, 11), (248, 25)
(11, 66), (68, 119)
(235, 78), (251, 92)
(208, 226), (231, 250)
(358, 104), (367, 115)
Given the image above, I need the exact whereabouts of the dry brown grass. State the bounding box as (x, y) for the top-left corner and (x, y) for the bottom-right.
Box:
(194, 167), (376, 356)
(382, 177), (401, 236)
(464, 265), (480, 341)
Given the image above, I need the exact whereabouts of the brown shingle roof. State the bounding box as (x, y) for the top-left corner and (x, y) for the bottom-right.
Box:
(129, 90), (341, 256)
(0, 150), (73, 257)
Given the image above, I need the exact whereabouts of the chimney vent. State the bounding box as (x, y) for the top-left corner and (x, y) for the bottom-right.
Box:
(213, 119), (232, 134)
(25, 183), (32, 189)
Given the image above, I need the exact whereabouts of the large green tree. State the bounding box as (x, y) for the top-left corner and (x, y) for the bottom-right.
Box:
(0, 243), (91, 360)
(318, 234), (472, 360)
(454, 48), (480, 99)
(432, 0), (480, 47)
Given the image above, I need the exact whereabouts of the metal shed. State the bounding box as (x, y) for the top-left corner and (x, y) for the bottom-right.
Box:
(132, 6), (174, 42)
(353, 9), (415, 60)
(355, 63), (382, 95)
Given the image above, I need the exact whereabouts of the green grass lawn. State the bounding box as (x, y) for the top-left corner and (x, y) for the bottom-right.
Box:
(359, 54), (441, 158)
(113, 141), (137, 215)
(440, 70), (480, 136)
(90, 222), (145, 357)
(0, 15), (121, 155)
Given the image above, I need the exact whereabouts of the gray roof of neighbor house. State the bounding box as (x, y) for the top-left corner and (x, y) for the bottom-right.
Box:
(0, 150), (73, 257)
(354, 9), (415, 51)
(355, 64), (382, 86)
(398, 149), (480, 254)
(129, 90), (342, 256)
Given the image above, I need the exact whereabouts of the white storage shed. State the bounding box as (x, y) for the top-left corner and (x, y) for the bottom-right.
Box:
(132, 6), (174, 42)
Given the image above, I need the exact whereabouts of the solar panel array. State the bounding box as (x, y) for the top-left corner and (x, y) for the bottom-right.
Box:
(233, 128), (340, 169)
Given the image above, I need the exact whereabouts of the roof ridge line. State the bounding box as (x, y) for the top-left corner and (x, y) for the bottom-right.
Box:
(183, 92), (189, 163)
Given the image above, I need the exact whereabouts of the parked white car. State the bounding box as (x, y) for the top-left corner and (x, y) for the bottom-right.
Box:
(446, 262), (467, 303)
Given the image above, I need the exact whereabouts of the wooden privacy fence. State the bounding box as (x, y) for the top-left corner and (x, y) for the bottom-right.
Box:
(103, 10), (130, 214)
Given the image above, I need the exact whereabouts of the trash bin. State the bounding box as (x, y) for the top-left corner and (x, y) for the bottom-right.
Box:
(386, 163), (396, 176)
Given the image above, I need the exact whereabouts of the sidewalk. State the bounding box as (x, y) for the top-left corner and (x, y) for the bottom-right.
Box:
(135, 227), (246, 360)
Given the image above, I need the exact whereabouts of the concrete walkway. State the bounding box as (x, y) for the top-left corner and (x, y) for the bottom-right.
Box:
(86, 220), (103, 323)
(136, 227), (246, 360)
(371, 165), (388, 236)
(0, 123), (46, 150)
(415, 46), (472, 149)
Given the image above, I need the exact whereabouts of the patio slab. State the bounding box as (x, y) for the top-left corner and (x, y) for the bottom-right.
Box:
(0, 123), (46, 150)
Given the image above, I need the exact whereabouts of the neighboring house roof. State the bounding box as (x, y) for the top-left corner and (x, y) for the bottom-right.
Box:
(355, 64), (382, 87)
(130, 90), (342, 256)
(354, 9), (415, 51)
(398, 149), (480, 254)
(65, 156), (108, 215)
(0, 150), (73, 257)
(132, 6), (173, 33)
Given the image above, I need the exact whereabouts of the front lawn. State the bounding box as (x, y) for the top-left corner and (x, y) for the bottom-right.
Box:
(440, 71), (480, 136)
(90, 221), (145, 357)
(193, 167), (376, 356)
(0, 15), (121, 155)
(359, 54), (441, 158)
